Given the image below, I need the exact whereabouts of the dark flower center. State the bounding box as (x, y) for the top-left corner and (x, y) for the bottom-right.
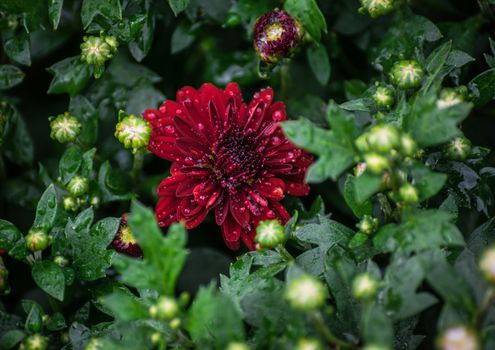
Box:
(212, 129), (263, 189)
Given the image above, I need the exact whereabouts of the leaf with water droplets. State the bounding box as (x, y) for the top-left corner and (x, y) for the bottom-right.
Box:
(32, 184), (59, 231)
(32, 260), (65, 301)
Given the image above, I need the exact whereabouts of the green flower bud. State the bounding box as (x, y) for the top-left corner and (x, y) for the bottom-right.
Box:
(20, 334), (48, 350)
(150, 332), (163, 345)
(352, 273), (379, 300)
(84, 338), (103, 350)
(295, 338), (323, 350)
(226, 342), (250, 350)
(355, 133), (370, 153)
(25, 230), (51, 252)
(373, 86), (395, 109)
(80, 36), (112, 66)
(437, 88), (464, 109)
(389, 60), (424, 90)
(359, 0), (395, 18)
(399, 134), (417, 157)
(398, 183), (418, 204)
(366, 124), (400, 153)
(63, 196), (78, 212)
(286, 274), (326, 311)
(225, 13), (242, 27)
(49, 112), (81, 143)
(104, 35), (119, 53)
(437, 326), (479, 350)
(169, 317), (181, 330)
(149, 296), (179, 320)
(479, 246), (495, 284)
(357, 215), (379, 235)
(67, 176), (90, 196)
(444, 136), (472, 161)
(115, 112), (152, 154)
(53, 255), (69, 267)
(255, 219), (285, 248)
(90, 196), (100, 208)
(364, 153), (390, 174)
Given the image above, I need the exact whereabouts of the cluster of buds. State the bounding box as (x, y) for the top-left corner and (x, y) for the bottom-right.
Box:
(389, 60), (424, 90)
(63, 175), (99, 213)
(253, 9), (304, 64)
(372, 85), (395, 109)
(358, 0), (395, 18)
(19, 334), (48, 350)
(437, 87), (466, 109)
(80, 34), (118, 78)
(285, 274), (326, 311)
(115, 111), (152, 154)
(294, 338), (323, 350)
(149, 296), (179, 320)
(112, 214), (143, 257)
(25, 229), (51, 252)
(479, 246), (495, 284)
(437, 326), (479, 350)
(352, 273), (379, 300)
(255, 219), (286, 248)
(357, 215), (379, 235)
(443, 136), (472, 161)
(49, 112), (81, 144)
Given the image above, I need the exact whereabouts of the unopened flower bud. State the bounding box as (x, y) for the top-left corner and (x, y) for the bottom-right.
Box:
(67, 176), (89, 196)
(84, 338), (102, 350)
(479, 246), (495, 284)
(398, 183), (418, 204)
(104, 35), (118, 53)
(53, 255), (69, 267)
(25, 230), (51, 252)
(150, 332), (163, 345)
(253, 9), (304, 64)
(437, 88), (464, 109)
(352, 273), (379, 300)
(63, 196), (78, 212)
(90, 196), (100, 208)
(20, 334), (48, 350)
(444, 136), (472, 161)
(359, 0), (395, 18)
(112, 214), (142, 257)
(49, 112), (81, 143)
(115, 112), (151, 154)
(373, 86), (395, 109)
(255, 219), (285, 248)
(389, 60), (424, 90)
(286, 274), (326, 311)
(399, 134), (417, 157)
(355, 134), (370, 153)
(366, 124), (400, 153)
(169, 317), (181, 330)
(438, 326), (479, 350)
(226, 342), (250, 350)
(149, 296), (179, 320)
(80, 36), (114, 78)
(364, 153), (390, 174)
(357, 215), (379, 235)
(295, 338), (323, 350)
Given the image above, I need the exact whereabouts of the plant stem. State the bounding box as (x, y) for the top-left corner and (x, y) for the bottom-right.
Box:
(474, 287), (495, 326)
(132, 150), (145, 182)
(276, 245), (294, 262)
(312, 311), (356, 349)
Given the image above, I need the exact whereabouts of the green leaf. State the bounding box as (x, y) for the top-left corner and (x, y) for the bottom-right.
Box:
(2, 107), (33, 165)
(100, 287), (148, 321)
(112, 201), (188, 295)
(406, 94), (472, 148)
(374, 209), (465, 253)
(69, 96), (98, 147)
(2, 31), (31, 66)
(81, 0), (122, 28)
(97, 161), (133, 203)
(32, 184), (59, 231)
(362, 305), (393, 347)
(48, 0), (64, 29)
(171, 22), (195, 54)
(59, 146), (83, 185)
(469, 68), (495, 107)
(408, 163), (447, 202)
(307, 44), (330, 86)
(285, 0), (327, 42)
(0, 220), (22, 252)
(0, 329), (25, 349)
(0, 65), (24, 90)
(32, 261), (65, 301)
(353, 172), (382, 203)
(80, 149), (97, 178)
(186, 284), (245, 348)
(168, 0), (190, 16)
(128, 11), (155, 62)
(23, 300), (44, 333)
(47, 56), (92, 96)
(0, 0), (48, 32)
(344, 175), (373, 218)
(125, 84), (165, 116)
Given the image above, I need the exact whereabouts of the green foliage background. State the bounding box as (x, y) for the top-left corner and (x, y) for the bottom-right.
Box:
(0, 0), (495, 349)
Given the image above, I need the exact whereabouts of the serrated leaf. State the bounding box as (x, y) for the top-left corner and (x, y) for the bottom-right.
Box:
(0, 220), (22, 252)
(32, 261), (65, 301)
(47, 56), (92, 96)
(344, 175), (373, 218)
(59, 146), (83, 185)
(2, 31), (31, 66)
(81, 0), (122, 28)
(0, 65), (24, 90)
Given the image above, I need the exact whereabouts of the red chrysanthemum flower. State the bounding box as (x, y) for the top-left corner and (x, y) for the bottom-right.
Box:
(143, 83), (313, 250)
(112, 213), (143, 257)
